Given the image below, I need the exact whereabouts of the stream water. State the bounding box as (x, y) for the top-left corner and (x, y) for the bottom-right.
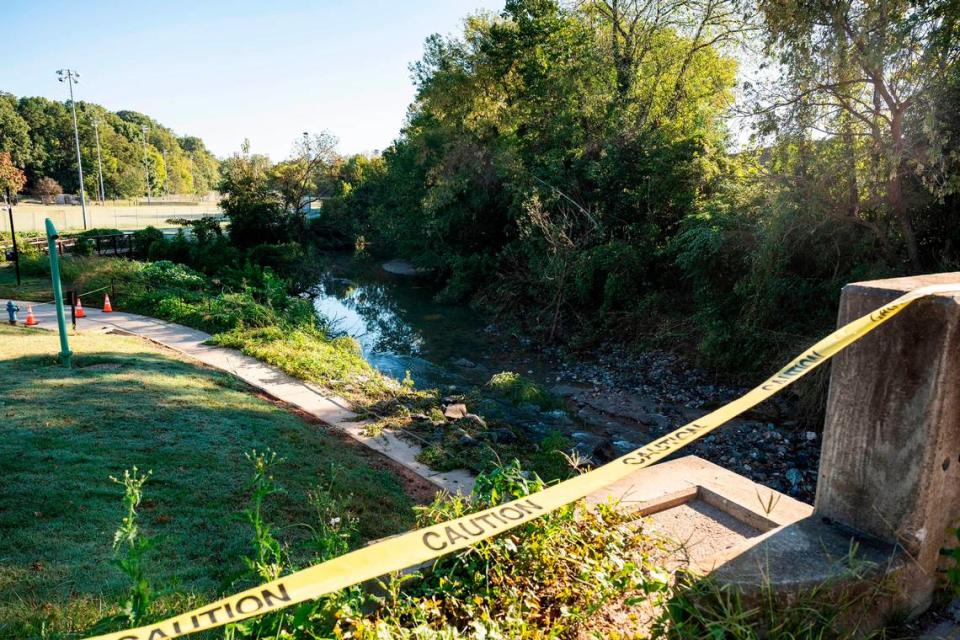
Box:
(308, 255), (819, 501)
(310, 255), (554, 391)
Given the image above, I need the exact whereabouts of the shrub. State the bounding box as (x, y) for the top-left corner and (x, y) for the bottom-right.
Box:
(338, 461), (666, 639)
(571, 239), (654, 313)
(248, 242), (305, 275)
(132, 226), (165, 259)
(486, 371), (563, 411)
(212, 326), (388, 399)
(33, 176), (62, 203)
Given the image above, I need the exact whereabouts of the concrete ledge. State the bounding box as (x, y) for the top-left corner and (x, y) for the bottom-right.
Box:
(588, 456), (813, 571)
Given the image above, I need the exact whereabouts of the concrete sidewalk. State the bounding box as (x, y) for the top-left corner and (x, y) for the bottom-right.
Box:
(9, 300), (475, 494)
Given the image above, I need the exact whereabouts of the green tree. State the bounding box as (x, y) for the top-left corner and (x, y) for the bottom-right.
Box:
(346, 0), (739, 319)
(219, 140), (291, 249)
(269, 131), (338, 228)
(0, 94), (220, 199)
(754, 0), (960, 270)
(0, 94), (33, 167)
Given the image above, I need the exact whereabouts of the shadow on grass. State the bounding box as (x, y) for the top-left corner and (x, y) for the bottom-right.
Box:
(0, 348), (419, 637)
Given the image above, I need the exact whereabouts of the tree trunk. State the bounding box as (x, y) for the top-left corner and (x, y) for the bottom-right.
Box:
(889, 110), (922, 271)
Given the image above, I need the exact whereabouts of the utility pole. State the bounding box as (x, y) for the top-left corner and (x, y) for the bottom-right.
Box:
(56, 69), (88, 229)
(141, 124), (151, 203)
(5, 188), (19, 286)
(92, 117), (106, 203)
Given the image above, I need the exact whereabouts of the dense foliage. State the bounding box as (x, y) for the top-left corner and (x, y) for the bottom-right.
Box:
(218, 134), (338, 250)
(0, 92), (221, 198)
(322, 0), (960, 378)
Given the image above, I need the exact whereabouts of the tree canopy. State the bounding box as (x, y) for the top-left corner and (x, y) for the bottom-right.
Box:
(0, 92), (221, 199)
(320, 0), (960, 376)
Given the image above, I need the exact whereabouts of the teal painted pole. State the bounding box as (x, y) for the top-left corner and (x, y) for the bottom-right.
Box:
(45, 218), (72, 367)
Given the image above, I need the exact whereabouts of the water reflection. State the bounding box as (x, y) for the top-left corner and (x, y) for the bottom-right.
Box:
(310, 259), (490, 388)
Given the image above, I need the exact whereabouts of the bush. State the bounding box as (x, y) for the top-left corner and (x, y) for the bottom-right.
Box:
(248, 242), (305, 274)
(571, 239), (655, 313)
(337, 461), (666, 639)
(132, 226), (165, 259)
(486, 371), (563, 411)
(212, 326), (390, 399)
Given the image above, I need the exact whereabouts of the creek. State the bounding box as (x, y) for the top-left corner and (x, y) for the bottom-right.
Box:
(308, 254), (818, 502)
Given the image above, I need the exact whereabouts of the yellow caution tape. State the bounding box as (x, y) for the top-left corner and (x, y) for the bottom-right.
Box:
(85, 283), (959, 640)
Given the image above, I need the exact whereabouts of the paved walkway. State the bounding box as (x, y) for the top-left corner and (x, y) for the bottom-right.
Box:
(10, 300), (475, 494)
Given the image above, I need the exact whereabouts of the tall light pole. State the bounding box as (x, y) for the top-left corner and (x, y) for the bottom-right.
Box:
(56, 69), (87, 229)
(140, 124), (151, 203)
(92, 117), (106, 203)
(162, 149), (169, 195)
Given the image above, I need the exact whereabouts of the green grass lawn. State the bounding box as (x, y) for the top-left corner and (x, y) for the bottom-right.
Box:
(0, 263), (52, 302)
(0, 325), (422, 638)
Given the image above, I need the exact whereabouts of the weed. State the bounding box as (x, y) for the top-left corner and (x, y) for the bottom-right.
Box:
(306, 466), (359, 562)
(944, 525), (960, 596)
(241, 449), (287, 583)
(656, 557), (900, 640)
(227, 452), (366, 639)
(110, 467), (155, 626)
(755, 488), (782, 516)
(85, 467), (156, 635)
(485, 371), (564, 411)
(334, 460), (667, 638)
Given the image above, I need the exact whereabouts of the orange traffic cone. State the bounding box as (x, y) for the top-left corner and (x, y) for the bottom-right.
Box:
(25, 306), (38, 326)
(102, 294), (113, 313)
(75, 297), (86, 318)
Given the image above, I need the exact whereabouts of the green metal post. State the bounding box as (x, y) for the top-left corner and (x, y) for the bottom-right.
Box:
(45, 218), (72, 367)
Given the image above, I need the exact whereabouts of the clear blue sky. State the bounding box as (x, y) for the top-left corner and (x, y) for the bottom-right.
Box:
(2, 0), (504, 160)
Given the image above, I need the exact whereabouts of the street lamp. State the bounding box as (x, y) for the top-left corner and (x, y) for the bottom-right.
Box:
(141, 124), (150, 203)
(92, 117), (106, 203)
(56, 68), (88, 229)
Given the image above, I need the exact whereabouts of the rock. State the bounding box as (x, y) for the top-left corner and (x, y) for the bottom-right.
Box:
(459, 434), (478, 446)
(594, 438), (618, 461)
(382, 260), (429, 276)
(444, 403), (468, 419)
(571, 431), (606, 459)
(785, 468), (803, 487)
(452, 357), (477, 368)
(550, 384), (583, 398)
(947, 599), (960, 623)
(613, 440), (638, 455)
(638, 412), (670, 429)
(487, 428), (517, 444)
(461, 413), (487, 429)
(526, 422), (554, 442)
(805, 431), (818, 441)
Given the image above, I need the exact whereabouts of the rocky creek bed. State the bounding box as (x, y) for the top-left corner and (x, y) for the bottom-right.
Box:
(436, 336), (820, 504)
(313, 256), (821, 504)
